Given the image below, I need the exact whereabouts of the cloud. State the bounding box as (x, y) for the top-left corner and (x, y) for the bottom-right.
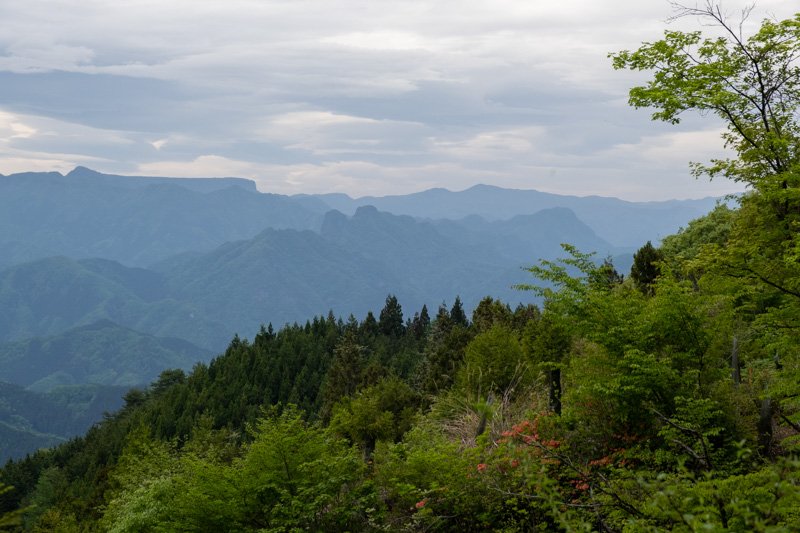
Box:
(605, 128), (734, 170)
(432, 127), (545, 160)
(0, 44), (95, 73)
(0, 0), (787, 200)
(0, 111), (37, 141)
(256, 111), (427, 156)
(136, 155), (261, 179)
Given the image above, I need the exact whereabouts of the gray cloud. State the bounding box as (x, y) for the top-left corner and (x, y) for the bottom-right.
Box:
(0, 0), (790, 199)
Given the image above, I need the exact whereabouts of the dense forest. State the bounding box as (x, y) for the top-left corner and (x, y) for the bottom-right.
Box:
(1, 5), (800, 532)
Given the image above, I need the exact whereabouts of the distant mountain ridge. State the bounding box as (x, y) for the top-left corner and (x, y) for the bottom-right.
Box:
(0, 204), (617, 352)
(66, 166), (260, 193)
(0, 167), (321, 268)
(296, 184), (722, 247)
(1, 167), (720, 270)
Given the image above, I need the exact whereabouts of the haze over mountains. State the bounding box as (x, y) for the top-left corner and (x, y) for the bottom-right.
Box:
(0, 166), (724, 343)
(0, 166), (721, 457)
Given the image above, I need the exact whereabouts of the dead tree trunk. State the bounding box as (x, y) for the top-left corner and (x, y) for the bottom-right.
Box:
(758, 397), (772, 457)
(549, 368), (562, 416)
(730, 335), (740, 385)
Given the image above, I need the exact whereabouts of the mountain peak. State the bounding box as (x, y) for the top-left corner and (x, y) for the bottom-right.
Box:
(320, 210), (348, 234)
(354, 205), (380, 218)
(66, 166), (102, 178)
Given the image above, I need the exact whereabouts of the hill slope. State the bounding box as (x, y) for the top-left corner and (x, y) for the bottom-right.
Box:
(0, 320), (212, 391)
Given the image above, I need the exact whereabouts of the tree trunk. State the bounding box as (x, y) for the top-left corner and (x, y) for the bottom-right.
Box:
(549, 368), (562, 416)
(757, 397), (772, 457)
(730, 335), (740, 385)
(364, 435), (376, 463)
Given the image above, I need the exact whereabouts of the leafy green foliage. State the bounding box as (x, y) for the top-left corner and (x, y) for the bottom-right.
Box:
(660, 204), (733, 264)
(459, 324), (525, 395)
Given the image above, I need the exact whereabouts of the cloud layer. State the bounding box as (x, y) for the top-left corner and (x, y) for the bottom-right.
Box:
(0, 0), (793, 199)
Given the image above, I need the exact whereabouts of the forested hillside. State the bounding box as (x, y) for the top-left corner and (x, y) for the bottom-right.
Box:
(1, 6), (799, 533)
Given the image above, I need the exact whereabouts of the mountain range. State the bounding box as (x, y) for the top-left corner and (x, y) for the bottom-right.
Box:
(0, 167), (722, 458)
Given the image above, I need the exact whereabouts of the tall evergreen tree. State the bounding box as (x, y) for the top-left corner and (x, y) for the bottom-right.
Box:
(320, 332), (364, 423)
(410, 304), (432, 340)
(379, 294), (405, 338)
(450, 296), (469, 329)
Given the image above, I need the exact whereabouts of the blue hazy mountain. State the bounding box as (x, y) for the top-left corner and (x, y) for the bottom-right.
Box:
(0, 319), (213, 392)
(0, 255), (231, 348)
(2, 168), (719, 272)
(0, 205), (620, 354)
(0, 167), (322, 268)
(296, 184), (721, 247)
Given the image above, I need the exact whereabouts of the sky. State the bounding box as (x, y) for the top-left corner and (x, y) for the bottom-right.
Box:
(0, 0), (795, 201)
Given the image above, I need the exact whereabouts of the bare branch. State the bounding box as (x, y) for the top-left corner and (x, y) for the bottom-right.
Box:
(652, 408), (714, 471)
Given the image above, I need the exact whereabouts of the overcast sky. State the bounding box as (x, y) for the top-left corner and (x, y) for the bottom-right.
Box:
(0, 0), (794, 200)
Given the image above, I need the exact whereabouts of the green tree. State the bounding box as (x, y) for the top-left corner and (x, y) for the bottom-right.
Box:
(420, 309), (471, 395)
(612, 3), (800, 437)
(611, 4), (800, 307)
(330, 376), (420, 460)
(470, 296), (512, 333)
(600, 255), (624, 287)
(149, 368), (186, 397)
(409, 304), (431, 340)
(660, 203), (733, 263)
(610, 5), (800, 203)
(524, 311), (570, 415)
(450, 296), (469, 329)
(320, 332), (364, 423)
(0, 480), (29, 529)
(379, 294), (405, 338)
(630, 240), (663, 295)
(459, 323), (525, 395)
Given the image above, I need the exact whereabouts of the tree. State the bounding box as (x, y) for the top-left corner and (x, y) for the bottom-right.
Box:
(420, 310), (472, 394)
(612, 3), (800, 436)
(660, 204), (733, 263)
(0, 481), (29, 529)
(610, 3), (800, 205)
(470, 296), (512, 333)
(460, 323), (525, 395)
(611, 4), (800, 301)
(150, 368), (187, 397)
(630, 241), (663, 294)
(329, 376), (420, 460)
(320, 332), (364, 423)
(524, 311), (571, 415)
(450, 296), (469, 329)
(379, 294), (405, 338)
(409, 304), (431, 340)
(600, 255), (624, 287)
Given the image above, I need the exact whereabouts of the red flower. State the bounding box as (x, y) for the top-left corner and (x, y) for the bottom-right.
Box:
(477, 463), (487, 471)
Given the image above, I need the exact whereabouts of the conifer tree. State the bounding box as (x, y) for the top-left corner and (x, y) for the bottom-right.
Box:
(450, 295), (469, 329)
(378, 294), (405, 338)
(320, 332), (363, 423)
